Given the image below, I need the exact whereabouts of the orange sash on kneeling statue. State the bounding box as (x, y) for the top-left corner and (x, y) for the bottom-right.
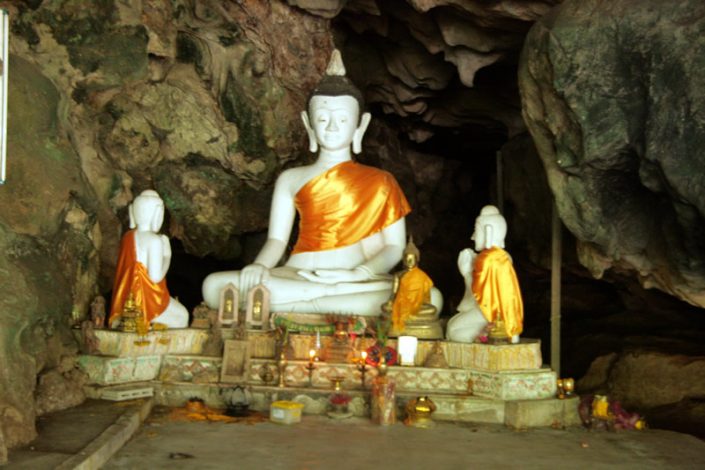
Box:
(109, 230), (170, 325)
(293, 161), (411, 254)
(472, 247), (524, 338)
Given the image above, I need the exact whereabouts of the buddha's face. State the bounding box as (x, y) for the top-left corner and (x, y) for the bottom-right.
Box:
(308, 95), (359, 151)
(471, 218), (485, 251)
(404, 252), (417, 269)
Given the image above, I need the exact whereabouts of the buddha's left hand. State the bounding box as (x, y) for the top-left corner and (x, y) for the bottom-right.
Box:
(298, 266), (371, 284)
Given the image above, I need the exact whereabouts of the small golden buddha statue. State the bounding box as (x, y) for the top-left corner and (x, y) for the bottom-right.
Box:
(120, 292), (141, 333)
(252, 299), (262, 322)
(382, 239), (442, 339)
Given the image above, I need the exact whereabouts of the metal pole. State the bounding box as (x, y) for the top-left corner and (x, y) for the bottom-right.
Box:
(0, 9), (8, 184)
(550, 200), (562, 376)
(496, 150), (504, 213)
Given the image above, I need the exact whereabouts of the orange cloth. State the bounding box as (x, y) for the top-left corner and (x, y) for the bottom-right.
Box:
(392, 267), (433, 331)
(108, 230), (170, 325)
(292, 161), (411, 253)
(472, 247), (524, 337)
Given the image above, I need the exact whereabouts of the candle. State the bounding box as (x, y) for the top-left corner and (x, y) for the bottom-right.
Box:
(398, 336), (418, 366)
(309, 349), (316, 364)
(361, 350), (368, 363)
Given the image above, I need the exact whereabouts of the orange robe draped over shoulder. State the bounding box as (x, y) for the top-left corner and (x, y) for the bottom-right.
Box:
(293, 161), (411, 254)
(109, 230), (170, 325)
(392, 267), (433, 331)
(472, 247), (523, 338)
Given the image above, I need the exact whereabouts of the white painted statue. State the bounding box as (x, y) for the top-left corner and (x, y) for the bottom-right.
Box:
(447, 205), (523, 344)
(202, 50), (442, 316)
(108, 190), (189, 329)
(446, 248), (488, 343)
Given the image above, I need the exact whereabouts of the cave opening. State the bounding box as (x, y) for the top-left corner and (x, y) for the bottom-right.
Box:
(5, 1), (705, 459)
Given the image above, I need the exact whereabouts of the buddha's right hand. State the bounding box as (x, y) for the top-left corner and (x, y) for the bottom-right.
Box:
(240, 263), (270, 294)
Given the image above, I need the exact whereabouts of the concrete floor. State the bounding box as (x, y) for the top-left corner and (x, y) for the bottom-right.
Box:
(105, 407), (705, 470)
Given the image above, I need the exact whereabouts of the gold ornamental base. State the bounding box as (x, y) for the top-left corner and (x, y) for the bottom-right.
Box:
(388, 319), (443, 340)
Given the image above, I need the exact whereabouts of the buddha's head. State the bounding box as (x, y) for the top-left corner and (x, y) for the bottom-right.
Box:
(471, 205), (507, 251)
(302, 50), (371, 154)
(129, 189), (164, 232)
(403, 238), (421, 269)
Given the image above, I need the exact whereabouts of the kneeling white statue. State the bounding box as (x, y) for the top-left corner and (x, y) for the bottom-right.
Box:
(447, 205), (523, 343)
(202, 50), (442, 316)
(108, 190), (189, 329)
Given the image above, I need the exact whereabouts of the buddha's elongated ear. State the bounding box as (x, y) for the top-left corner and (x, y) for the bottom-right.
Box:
(301, 111), (318, 153)
(151, 204), (164, 232)
(484, 225), (493, 249)
(352, 112), (371, 154)
(128, 203), (136, 229)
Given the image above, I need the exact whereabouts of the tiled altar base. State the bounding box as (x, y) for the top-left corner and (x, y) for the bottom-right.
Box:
(76, 328), (211, 357)
(76, 328), (542, 371)
(244, 359), (556, 401)
(84, 382), (579, 428)
(247, 332), (543, 371)
(81, 353), (553, 401)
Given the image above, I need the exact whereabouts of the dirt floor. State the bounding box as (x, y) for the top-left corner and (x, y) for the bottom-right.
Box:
(103, 407), (705, 470)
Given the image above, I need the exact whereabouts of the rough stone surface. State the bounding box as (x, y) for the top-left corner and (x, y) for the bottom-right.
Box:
(0, 0), (332, 449)
(577, 346), (705, 438)
(0, 54), (98, 448)
(337, 0), (536, 141)
(35, 365), (88, 416)
(580, 351), (705, 410)
(501, 132), (554, 267)
(519, 0), (705, 308)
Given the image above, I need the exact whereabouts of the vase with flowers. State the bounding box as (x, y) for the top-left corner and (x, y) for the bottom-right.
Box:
(328, 393), (353, 419)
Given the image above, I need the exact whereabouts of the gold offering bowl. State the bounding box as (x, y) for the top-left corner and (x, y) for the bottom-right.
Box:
(330, 376), (346, 392)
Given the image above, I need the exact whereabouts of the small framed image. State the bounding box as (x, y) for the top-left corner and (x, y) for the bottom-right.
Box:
(218, 283), (239, 327)
(220, 339), (249, 383)
(245, 284), (270, 330)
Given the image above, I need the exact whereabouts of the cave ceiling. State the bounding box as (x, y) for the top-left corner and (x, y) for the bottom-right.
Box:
(292, 0), (562, 158)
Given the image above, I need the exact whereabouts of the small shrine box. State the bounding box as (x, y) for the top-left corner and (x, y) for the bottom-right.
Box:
(270, 401), (304, 424)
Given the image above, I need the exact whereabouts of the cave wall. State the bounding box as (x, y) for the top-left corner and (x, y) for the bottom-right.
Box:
(0, 0), (335, 451)
(519, 0), (705, 309)
(518, 0), (705, 433)
(1, 0), (705, 450)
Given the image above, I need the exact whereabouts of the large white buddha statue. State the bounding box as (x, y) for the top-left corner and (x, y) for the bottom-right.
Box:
(202, 50), (442, 316)
(109, 190), (189, 328)
(448, 205), (523, 343)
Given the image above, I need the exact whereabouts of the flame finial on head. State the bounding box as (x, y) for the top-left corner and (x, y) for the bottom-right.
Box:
(309, 49), (364, 117)
(325, 49), (346, 77)
(404, 236), (421, 261)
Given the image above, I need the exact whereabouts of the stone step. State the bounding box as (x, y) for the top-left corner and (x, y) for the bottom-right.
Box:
(78, 355), (162, 386)
(105, 381), (579, 428)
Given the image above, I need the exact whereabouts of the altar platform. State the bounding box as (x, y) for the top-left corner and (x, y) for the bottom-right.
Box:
(76, 328), (580, 429)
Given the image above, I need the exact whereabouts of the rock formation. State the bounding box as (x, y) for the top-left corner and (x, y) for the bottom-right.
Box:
(519, 0), (705, 309)
(0, 0), (704, 451)
(0, 0), (333, 451)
